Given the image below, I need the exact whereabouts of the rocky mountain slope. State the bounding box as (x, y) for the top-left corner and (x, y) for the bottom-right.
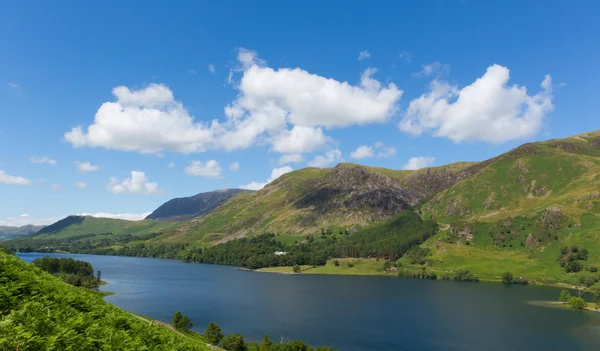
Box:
(158, 161), (482, 244)
(145, 189), (250, 222)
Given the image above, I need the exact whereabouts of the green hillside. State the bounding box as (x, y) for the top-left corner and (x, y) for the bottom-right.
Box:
(158, 161), (479, 244)
(0, 249), (210, 350)
(34, 215), (177, 240)
(401, 131), (600, 286)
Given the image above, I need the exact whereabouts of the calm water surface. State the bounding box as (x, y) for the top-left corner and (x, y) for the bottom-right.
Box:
(18, 252), (600, 351)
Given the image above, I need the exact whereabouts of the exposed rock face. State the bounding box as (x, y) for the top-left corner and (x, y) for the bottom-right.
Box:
(294, 165), (418, 221)
(591, 137), (600, 148)
(146, 189), (250, 221)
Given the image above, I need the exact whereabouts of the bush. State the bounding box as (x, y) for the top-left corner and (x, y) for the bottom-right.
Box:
(452, 270), (479, 282)
(221, 334), (247, 351)
(502, 272), (513, 284)
(347, 261), (355, 268)
(292, 265), (301, 273)
(559, 290), (571, 303)
(587, 266), (598, 273)
(569, 297), (586, 310)
(512, 276), (529, 285)
(172, 311), (193, 331)
(579, 275), (599, 287)
(333, 259), (340, 267)
(205, 321), (224, 345)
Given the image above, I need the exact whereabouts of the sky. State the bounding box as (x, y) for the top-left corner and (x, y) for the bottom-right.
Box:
(1, 0), (599, 226)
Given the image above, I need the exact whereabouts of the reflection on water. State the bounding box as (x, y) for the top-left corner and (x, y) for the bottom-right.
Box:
(18, 252), (600, 351)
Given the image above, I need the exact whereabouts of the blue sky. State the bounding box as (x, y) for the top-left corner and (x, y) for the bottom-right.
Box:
(1, 0), (598, 226)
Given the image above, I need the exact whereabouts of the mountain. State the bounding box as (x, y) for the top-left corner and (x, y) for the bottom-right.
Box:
(0, 224), (45, 240)
(33, 215), (176, 240)
(157, 161), (482, 244)
(146, 189), (250, 222)
(407, 130), (600, 285)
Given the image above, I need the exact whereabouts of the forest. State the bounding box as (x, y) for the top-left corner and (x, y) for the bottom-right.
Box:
(32, 256), (100, 289)
(3, 211), (437, 271)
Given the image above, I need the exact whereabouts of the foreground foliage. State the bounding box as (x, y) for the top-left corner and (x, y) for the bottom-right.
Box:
(0, 250), (209, 351)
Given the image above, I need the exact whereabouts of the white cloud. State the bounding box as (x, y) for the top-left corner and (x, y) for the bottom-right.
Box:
(208, 64), (216, 73)
(277, 153), (303, 165)
(184, 160), (222, 178)
(167, 162), (175, 169)
(74, 182), (87, 189)
(403, 156), (436, 170)
(19, 214), (29, 217)
(358, 50), (371, 60)
(271, 126), (328, 154)
(107, 171), (160, 194)
(65, 50), (402, 156)
(399, 65), (554, 143)
(74, 161), (100, 173)
(0, 170), (31, 185)
(308, 149), (343, 168)
(51, 184), (64, 191)
(239, 166), (293, 190)
(188, 69), (198, 75)
(77, 211), (151, 221)
(413, 61), (450, 78)
(30, 156), (57, 165)
(229, 162), (240, 171)
(0, 215), (62, 227)
(350, 145), (374, 159)
(350, 142), (396, 159)
(224, 47), (402, 134)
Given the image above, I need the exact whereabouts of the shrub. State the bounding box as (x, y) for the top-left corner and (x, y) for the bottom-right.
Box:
(292, 265), (301, 273)
(333, 259), (340, 267)
(559, 290), (571, 303)
(502, 272), (513, 284)
(587, 266), (598, 273)
(347, 261), (355, 268)
(221, 334), (247, 351)
(569, 297), (586, 310)
(205, 321), (224, 345)
(453, 270), (479, 282)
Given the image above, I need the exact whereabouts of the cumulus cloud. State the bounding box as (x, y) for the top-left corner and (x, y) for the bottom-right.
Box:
(51, 184), (64, 191)
(74, 161), (100, 173)
(350, 142), (396, 159)
(30, 156), (56, 165)
(0, 170), (32, 185)
(74, 182), (87, 189)
(399, 65), (554, 143)
(0, 215), (62, 227)
(239, 166), (293, 190)
(308, 149), (343, 168)
(107, 171), (160, 194)
(65, 49), (402, 156)
(208, 64), (216, 73)
(167, 162), (175, 169)
(277, 153), (303, 165)
(19, 214), (29, 217)
(184, 160), (222, 178)
(350, 145), (374, 159)
(358, 50), (371, 60)
(271, 126), (328, 154)
(399, 51), (412, 63)
(403, 156), (436, 170)
(77, 211), (151, 221)
(229, 162), (240, 171)
(413, 61), (450, 78)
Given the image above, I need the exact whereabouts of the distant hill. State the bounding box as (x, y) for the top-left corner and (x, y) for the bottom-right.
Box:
(32, 215), (176, 240)
(146, 189), (250, 222)
(0, 224), (45, 240)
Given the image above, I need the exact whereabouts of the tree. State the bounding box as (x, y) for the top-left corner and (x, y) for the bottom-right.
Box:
(292, 265), (301, 273)
(97, 270), (102, 283)
(569, 297), (586, 310)
(205, 321), (224, 345)
(501, 272), (513, 284)
(559, 290), (571, 303)
(383, 260), (392, 272)
(172, 311), (193, 331)
(260, 334), (273, 351)
(221, 334), (247, 351)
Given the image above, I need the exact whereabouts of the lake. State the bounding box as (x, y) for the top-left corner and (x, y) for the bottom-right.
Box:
(18, 252), (600, 351)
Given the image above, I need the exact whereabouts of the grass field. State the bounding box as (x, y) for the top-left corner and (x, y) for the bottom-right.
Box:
(259, 258), (386, 276)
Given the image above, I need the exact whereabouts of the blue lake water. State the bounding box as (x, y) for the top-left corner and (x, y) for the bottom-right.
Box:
(18, 252), (600, 351)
